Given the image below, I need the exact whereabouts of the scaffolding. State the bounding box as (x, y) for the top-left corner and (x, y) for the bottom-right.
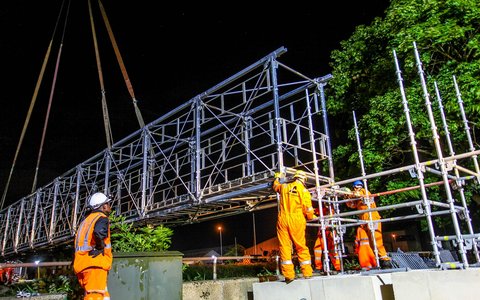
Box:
(310, 42), (480, 273)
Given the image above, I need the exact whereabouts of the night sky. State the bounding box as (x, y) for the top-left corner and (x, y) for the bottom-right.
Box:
(0, 1), (390, 251)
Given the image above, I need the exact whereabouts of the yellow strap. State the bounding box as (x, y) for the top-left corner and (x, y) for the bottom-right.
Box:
(1, 39), (54, 208)
(88, 0), (113, 149)
(98, 0), (145, 129)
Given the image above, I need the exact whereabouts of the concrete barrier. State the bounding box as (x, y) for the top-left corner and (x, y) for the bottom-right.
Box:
(253, 273), (393, 300)
(252, 268), (480, 300)
(391, 268), (480, 300)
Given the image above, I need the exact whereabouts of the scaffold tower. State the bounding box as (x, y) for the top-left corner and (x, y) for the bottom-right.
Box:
(309, 42), (480, 273)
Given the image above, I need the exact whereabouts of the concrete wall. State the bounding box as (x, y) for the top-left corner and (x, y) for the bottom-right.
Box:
(183, 278), (258, 300)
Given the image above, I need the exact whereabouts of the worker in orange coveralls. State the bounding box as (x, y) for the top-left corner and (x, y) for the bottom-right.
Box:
(74, 192), (113, 300)
(313, 205), (341, 272)
(346, 180), (392, 269)
(273, 170), (316, 283)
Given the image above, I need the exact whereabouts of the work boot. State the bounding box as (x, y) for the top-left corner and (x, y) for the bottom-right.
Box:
(284, 277), (295, 284)
(85, 293), (103, 300)
(380, 260), (393, 269)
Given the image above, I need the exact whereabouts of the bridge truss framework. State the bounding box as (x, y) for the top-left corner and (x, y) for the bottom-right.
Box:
(0, 47), (333, 256)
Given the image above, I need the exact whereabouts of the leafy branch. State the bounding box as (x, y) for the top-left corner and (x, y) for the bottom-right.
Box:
(110, 213), (173, 252)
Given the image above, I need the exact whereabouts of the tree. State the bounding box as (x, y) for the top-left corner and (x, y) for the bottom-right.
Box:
(327, 0), (480, 228)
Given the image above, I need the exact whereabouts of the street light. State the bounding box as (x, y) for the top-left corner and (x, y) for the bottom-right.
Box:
(253, 213), (257, 255)
(34, 260), (40, 279)
(218, 226), (223, 256)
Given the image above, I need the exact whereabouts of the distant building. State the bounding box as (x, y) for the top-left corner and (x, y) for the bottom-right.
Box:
(181, 247), (221, 258)
(244, 237), (279, 257)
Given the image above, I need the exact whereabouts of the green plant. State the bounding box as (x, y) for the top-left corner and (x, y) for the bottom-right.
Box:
(2, 273), (83, 300)
(343, 257), (360, 270)
(110, 213), (174, 252)
(182, 262), (276, 281)
(48, 275), (73, 294)
(256, 267), (275, 276)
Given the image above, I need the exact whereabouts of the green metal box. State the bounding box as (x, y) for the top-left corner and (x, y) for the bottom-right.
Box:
(108, 251), (183, 300)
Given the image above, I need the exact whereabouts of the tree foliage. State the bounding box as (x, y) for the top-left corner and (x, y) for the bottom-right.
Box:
(110, 213), (174, 252)
(327, 0), (480, 226)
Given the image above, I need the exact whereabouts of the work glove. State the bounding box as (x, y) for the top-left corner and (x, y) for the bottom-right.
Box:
(274, 172), (284, 179)
(338, 187), (352, 199)
(88, 248), (104, 258)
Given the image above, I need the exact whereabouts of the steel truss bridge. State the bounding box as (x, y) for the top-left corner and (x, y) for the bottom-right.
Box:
(0, 47), (335, 256)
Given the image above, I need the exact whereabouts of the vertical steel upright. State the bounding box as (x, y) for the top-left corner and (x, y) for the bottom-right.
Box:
(195, 96), (202, 202)
(270, 57), (283, 173)
(413, 42), (468, 267)
(393, 49), (441, 266)
(48, 180), (59, 243)
(30, 193), (40, 248)
(2, 207), (11, 255)
(453, 75), (480, 183)
(353, 111), (380, 267)
(72, 166), (82, 233)
(307, 90), (330, 273)
(13, 200), (24, 252)
(434, 81), (480, 264)
(141, 130), (150, 217)
(318, 82), (345, 272)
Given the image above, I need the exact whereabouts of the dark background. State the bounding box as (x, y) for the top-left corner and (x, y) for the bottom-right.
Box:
(0, 1), (390, 251)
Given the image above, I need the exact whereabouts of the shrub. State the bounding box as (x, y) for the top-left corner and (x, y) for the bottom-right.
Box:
(109, 213), (174, 252)
(182, 262), (277, 281)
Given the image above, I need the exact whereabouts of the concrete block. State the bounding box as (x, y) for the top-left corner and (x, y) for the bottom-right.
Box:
(183, 280), (223, 300)
(183, 278), (258, 300)
(253, 279), (312, 300)
(392, 269), (480, 300)
(312, 275), (384, 300)
(252, 273), (394, 300)
(223, 278), (258, 300)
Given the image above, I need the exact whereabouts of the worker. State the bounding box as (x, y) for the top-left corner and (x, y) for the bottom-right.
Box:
(346, 180), (392, 269)
(273, 170), (316, 283)
(313, 205), (341, 273)
(74, 192), (113, 300)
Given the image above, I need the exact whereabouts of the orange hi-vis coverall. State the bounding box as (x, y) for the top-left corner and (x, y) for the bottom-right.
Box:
(74, 211), (112, 300)
(273, 178), (315, 281)
(346, 188), (390, 269)
(313, 206), (340, 271)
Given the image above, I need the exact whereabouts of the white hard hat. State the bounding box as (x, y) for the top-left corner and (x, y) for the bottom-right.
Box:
(89, 192), (111, 209)
(293, 170), (307, 181)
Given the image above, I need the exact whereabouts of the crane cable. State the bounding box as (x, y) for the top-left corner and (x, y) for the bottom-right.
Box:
(97, 0), (145, 128)
(88, 0), (113, 149)
(0, 1), (68, 210)
(31, 0), (72, 193)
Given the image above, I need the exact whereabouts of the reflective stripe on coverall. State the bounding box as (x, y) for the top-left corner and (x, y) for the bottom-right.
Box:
(74, 211), (112, 299)
(273, 178), (315, 280)
(347, 188), (390, 269)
